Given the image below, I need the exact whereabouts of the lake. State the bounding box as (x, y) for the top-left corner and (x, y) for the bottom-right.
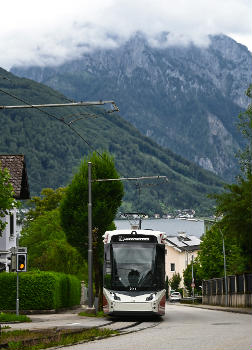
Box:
(114, 218), (205, 238)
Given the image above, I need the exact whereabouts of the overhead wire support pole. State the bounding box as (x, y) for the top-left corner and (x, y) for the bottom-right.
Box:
(88, 162), (93, 310)
(93, 175), (168, 183)
(87, 171), (168, 309)
(0, 101), (119, 110)
(0, 85), (119, 157)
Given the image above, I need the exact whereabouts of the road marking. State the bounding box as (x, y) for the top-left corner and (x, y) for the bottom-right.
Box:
(66, 322), (81, 325)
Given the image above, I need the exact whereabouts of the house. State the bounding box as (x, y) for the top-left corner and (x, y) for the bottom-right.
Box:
(0, 155), (30, 272)
(165, 232), (201, 290)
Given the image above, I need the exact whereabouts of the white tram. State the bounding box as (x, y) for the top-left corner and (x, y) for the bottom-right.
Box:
(102, 229), (166, 316)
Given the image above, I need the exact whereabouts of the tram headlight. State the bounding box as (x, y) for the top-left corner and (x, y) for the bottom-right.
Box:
(113, 293), (121, 301)
(146, 294), (154, 301)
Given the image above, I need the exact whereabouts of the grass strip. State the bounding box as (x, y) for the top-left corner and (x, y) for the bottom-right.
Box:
(78, 310), (107, 317)
(0, 313), (31, 323)
(0, 327), (117, 350)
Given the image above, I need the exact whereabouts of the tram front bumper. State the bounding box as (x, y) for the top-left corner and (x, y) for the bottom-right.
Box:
(112, 301), (154, 313)
(103, 289), (166, 315)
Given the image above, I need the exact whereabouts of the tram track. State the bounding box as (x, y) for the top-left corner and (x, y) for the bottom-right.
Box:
(101, 317), (162, 334)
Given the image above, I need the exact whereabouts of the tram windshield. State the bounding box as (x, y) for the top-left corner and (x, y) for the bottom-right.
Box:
(110, 243), (164, 291)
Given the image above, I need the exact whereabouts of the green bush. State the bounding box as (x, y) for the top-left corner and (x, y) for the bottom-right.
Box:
(180, 297), (202, 304)
(0, 312), (31, 322)
(0, 271), (81, 310)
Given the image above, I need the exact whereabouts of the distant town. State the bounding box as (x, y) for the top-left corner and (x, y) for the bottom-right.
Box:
(118, 208), (197, 220)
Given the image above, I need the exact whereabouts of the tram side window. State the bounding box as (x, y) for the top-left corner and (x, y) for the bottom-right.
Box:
(104, 244), (111, 289)
(155, 244), (165, 290)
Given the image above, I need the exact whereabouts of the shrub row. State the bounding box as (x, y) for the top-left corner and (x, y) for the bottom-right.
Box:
(0, 271), (81, 310)
(180, 297), (202, 304)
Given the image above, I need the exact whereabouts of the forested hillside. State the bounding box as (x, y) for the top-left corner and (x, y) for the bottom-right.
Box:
(12, 34), (252, 181)
(0, 68), (223, 215)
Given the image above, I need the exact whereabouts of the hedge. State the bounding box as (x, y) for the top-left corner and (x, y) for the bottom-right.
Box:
(0, 271), (81, 310)
(180, 297), (202, 304)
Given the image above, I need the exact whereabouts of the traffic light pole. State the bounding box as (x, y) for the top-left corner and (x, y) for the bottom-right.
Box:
(16, 235), (19, 316)
(16, 271), (19, 316)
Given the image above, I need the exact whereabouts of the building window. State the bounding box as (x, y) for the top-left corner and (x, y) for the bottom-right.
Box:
(10, 214), (14, 236)
(170, 263), (175, 272)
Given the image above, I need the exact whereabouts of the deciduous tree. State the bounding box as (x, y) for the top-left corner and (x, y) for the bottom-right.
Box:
(169, 272), (182, 291)
(183, 259), (203, 295)
(211, 86), (252, 272)
(60, 152), (124, 307)
(198, 225), (247, 279)
(20, 208), (87, 279)
(26, 187), (65, 222)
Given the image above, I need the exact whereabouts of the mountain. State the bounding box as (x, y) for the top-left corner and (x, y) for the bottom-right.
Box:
(0, 68), (223, 216)
(11, 33), (252, 181)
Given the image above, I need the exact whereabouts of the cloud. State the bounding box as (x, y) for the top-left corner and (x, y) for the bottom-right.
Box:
(0, 0), (251, 69)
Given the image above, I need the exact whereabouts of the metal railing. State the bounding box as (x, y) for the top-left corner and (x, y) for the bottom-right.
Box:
(202, 273), (252, 307)
(203, 273), (252, 296)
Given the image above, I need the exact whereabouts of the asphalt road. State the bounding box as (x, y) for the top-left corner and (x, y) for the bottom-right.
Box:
(61, 304), (252, 350)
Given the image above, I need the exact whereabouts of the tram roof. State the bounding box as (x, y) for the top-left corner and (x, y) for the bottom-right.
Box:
(103, 229), (167, 244)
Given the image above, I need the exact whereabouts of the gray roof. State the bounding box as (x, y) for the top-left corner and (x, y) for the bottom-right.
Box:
(166, 234), (201, 251)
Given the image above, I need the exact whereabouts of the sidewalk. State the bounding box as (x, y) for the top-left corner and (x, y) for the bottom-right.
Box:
(178, 302), (252, 315)
(2, 304), (251, 333)
(1, 307), (112, 331)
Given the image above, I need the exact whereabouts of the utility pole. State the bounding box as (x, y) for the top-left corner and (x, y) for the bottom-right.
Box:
(206, 218), (229, 306)
(87, 162), (93, 310)
(191, 254), (195, 302)
(87, 166), (167, 309)
(220, 228), (228, 306)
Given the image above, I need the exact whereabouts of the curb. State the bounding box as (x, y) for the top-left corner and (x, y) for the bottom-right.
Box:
(179, 303), (252, 315)
(1, 305), (82, 315)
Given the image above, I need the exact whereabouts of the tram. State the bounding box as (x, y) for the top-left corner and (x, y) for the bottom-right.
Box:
(102, 229), (166, 316)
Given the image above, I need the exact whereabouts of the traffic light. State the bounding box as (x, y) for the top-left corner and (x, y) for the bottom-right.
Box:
(16, 253), (27, 272)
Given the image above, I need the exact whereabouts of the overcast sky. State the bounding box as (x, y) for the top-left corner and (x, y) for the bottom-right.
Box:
(0, 0), (251, 70)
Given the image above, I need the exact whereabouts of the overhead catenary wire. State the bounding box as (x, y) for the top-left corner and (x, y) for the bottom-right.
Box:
(0, 85), (115, 158)
(0, 77), (169, 196)
(59, 112), (98, 122)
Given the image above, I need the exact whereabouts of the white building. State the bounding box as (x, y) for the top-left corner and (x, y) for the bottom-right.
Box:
(165, 232), (201, 289)
(0, 155), (30, 272)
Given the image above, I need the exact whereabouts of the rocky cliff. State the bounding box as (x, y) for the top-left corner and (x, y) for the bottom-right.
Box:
(12, 33), (252, 180)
